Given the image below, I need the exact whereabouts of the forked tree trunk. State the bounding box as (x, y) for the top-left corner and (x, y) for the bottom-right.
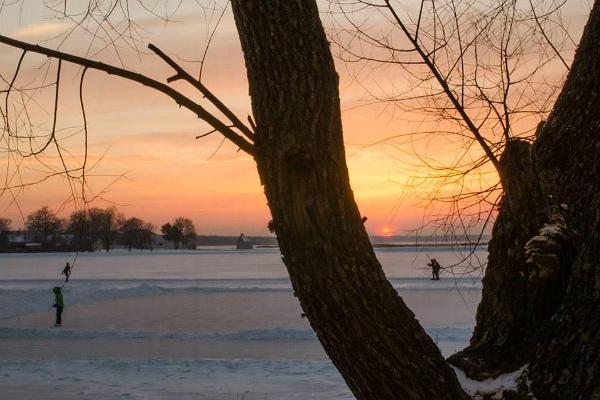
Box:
(231, 1), (468, 399)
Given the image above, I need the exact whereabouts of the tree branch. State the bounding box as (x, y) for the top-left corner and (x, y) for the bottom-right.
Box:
(529, 0), (571, 72)
(0, 34), (255, 155)
(383, 0), (501, 172)
(148, 43), (255, 142)
(3, 50), (27, 136)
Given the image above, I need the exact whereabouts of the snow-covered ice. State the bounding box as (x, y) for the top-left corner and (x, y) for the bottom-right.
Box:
(1, 247), (484, 399)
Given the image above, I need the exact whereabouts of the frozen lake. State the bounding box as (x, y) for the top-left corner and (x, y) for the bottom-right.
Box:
(0, 246), (486, 399)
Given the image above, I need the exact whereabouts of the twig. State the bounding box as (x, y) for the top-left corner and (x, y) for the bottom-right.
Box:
(0, 34), (255, 155)
(148, 43), (255, 142)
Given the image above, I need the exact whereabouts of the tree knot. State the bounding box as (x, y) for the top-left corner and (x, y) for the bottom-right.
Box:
(524, 209), (572, 282)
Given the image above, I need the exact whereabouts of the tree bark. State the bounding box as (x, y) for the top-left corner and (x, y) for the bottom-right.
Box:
(525, 0), (600, 396)
(448, 139), (572, 379)
(451, 1), (600, 397)
(231, 1), (468, 399)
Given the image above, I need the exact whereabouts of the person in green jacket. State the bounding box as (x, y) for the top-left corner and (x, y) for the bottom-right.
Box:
(52, 287), (64, 326)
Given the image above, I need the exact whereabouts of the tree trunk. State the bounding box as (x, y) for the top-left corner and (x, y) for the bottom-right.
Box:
(451, 1), (600, 397)
(231, 1), (468, 399)
(525, 1), (600, 396)
(448, 139), (572, 379)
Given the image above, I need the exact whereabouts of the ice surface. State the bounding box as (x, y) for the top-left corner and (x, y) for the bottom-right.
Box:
(0, 358), (354, 400)
(0, 248), (484, 399)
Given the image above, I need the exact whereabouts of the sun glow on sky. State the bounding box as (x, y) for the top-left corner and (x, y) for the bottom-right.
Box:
(0, 1), (588, 235)
(380, 226), (393, 236)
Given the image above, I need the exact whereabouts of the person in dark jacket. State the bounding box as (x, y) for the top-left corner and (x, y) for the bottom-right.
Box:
(61, 262), (72, 283)
(428, 258), (441, 280)
(52, 287), (64, 326)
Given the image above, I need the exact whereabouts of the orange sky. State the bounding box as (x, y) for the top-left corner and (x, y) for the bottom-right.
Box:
(0, 1), (589, 235)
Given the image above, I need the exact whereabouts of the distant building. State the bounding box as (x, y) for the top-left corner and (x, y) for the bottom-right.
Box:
(6, 231), (27, 244)
(5, 231), (28, 250)
(24, 243), (43, 251)
(2, 230), (73, 251)
(236, 233), (254, 249)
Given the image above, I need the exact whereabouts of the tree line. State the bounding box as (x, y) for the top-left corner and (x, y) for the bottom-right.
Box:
(0, 207), (197, 252)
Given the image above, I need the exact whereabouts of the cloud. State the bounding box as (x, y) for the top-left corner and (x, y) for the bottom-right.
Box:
(12, 21), (72, 39)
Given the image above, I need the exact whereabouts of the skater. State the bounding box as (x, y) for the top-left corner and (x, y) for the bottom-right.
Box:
(428, 258), (441, 280)
(62, 262), (71, 283)
(52, 287), (64, 326)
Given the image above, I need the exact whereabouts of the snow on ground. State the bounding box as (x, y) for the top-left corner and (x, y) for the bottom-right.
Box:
(0, 248), (485, 399)
(0, 288), (478, 399)
(453, 364), (528, 399)
(0, 358), (354, 400)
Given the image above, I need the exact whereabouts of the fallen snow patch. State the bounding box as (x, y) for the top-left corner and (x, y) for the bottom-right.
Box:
(453, 364), (528, 399)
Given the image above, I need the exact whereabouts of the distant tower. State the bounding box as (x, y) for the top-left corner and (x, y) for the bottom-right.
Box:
(236, 233), (254, 249)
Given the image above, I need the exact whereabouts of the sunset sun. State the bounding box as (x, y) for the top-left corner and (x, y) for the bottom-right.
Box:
(380, 226), (393, 236)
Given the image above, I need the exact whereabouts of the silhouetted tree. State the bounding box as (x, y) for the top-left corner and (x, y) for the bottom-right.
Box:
(25, 206), (63, 248)
(330, 0), (578, 380)
(68, 210), (93, 251)
(230, 2), (467, 398)
(329, 0), (573, 238)
(119, 217), (154, 251)
(89, 207), (122, 252)
(450, 3), (600, 398)
(160, 222), (182, 249)
(1, 1), (599, 398)
(68, 207), (122, 251)
(0, 218), (10, 232)
(175, 217), (197, 249)
(161, 217), (197, 249)
(0, 217), (10, 247)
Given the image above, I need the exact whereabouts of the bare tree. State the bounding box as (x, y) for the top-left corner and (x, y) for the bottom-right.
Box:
(68, 206), (122, 251)
(0, 217), (10, 246)
(89, 206), (122, 251)
(119, 216), (154, 251)
(174, 217), (197, 249)
(25, 205), (64, 246)
(327, 0), (587, 378)
(327, 0), (575, 246)
(0, 1), (469, 398)
(0, 0), (236, 214)
(161, 216), (197, 249)
(0, 217), (10, 232)
(68, 209), (93, 251)
(1, 0), (599, 399)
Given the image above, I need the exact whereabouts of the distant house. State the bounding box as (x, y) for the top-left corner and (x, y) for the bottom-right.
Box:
(3, 231), (47, 251)
(236, 233), (254, 249)
(5, 231), (28, 250)
(24, 243), (43, 251)
(2, 230), (73, 251)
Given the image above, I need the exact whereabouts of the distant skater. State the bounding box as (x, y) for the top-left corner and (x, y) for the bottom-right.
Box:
(428, 258), (441, 281)
(52, 287), (64, 326)
(62, 262), (71, 283)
